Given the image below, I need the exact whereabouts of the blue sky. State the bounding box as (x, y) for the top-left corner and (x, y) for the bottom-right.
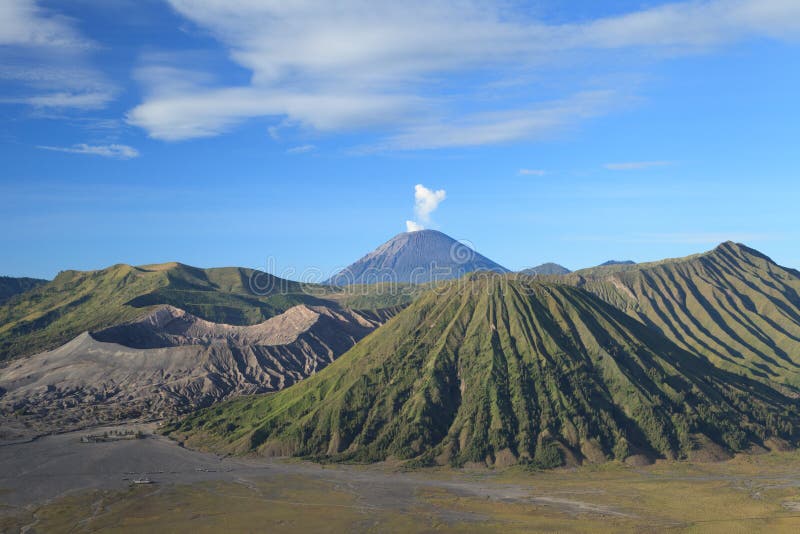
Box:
(1, 0), (799, 280)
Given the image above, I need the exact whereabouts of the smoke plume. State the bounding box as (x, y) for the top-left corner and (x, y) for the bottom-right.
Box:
(406, 183), (446, 232)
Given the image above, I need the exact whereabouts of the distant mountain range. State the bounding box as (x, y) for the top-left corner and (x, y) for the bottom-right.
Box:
(519, 262), (571, 276)
(4, 236), (800, 469)
(325, 229), (508, 285)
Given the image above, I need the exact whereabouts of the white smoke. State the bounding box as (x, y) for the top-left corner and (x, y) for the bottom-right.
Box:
(406, 183), (446, 232)
(405, 220), (424, 232)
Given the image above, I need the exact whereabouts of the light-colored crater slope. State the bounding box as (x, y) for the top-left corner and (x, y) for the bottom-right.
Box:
(0, 304), (395, 436)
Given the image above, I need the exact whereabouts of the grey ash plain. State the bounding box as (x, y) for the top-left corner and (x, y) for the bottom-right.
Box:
(0, 424), (626, 523)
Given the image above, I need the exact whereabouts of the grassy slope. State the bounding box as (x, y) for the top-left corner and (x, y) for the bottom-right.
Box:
(0, 262), (409, 361)
(170, 276), (799, 467)
(0, 276), (47, 305)
(560, 242), (800, 388)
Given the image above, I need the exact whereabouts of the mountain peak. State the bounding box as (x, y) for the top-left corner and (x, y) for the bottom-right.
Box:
(711, 240), (778, 265)
(713, 240), (742, 253)
(326, 229), (508, 285)
(519, 262), (571, 276)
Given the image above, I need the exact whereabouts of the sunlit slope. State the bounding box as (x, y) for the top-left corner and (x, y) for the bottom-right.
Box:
(171, 276), (798, 467)
(0, 262), (406, 361)
(566, 242), (800, 387)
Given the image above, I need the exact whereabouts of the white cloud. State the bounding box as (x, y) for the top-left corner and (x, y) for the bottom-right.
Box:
(36, 143), (140, 159)
(519, 169), (547, 176)
(577, 0), (800, 50)
(127, 85), (419, 141)
(0, 0), (89, 48)
(286, 144), (316, 154)
(0, 64), (115, 110)
(604, 161), (673, 171)
(379, 91), (622, 151)
(0, 2), (115, 112)
(6, 91), (114, 110)
(126, 0), (800, 147)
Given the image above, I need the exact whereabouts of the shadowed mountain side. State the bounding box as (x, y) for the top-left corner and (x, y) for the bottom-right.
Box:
(0, 304), (397, 433)
(326, 229), (508, 285)
(169, 277), (799, 468)
(564, 242), (800, 388)
(0, 276), (48, 306)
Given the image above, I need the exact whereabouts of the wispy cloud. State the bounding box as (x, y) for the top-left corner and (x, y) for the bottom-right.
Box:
(379, 91), (623, 151)
(5, 90), (114, 110)
(286, 144), (316, 154)
(126, 0), (800, 148)
(0, 1), (115, 111)
(128, 85), (419, 141)
(519, 169), (547, 176)
(0, 0), (90, 48)
(604, 161), (673, 171)
(37, 144), (140, 159)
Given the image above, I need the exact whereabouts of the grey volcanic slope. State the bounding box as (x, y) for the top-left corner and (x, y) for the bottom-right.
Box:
(519, 263), (571, 276)
(0, 304), (395, 433)
(326, 229), (508, 285)
(0, 276), (47, 305)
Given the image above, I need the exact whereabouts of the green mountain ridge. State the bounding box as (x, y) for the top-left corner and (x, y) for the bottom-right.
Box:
(169, 275), (799, 468)
(0, 262), (413, 361)
(561, 242), (800, 388)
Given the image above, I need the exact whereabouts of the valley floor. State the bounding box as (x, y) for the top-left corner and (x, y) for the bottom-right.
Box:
(2, 427), (800, 532)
